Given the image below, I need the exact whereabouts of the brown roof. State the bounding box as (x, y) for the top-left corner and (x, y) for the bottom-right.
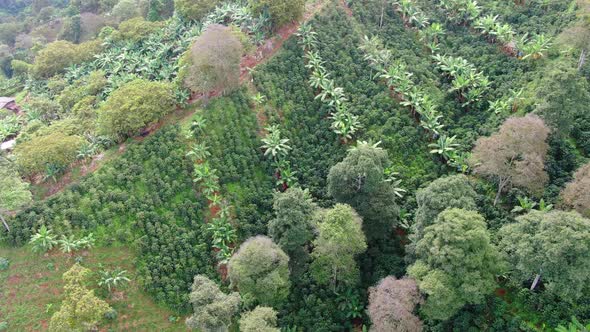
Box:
(0, 97), (16, 109)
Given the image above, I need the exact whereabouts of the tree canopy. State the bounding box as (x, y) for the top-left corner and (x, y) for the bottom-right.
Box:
(268, 187), (316, 255)
(327, 142), (400, 239)
(97, 79), (175, 140)
(185, 275), (240, 332)
(408, 208), (504, 320)
(239, 306), (280, 332)
(498, 210), (590, 302)
(470, 114), (550, 205)
(228, 236), (290, 307)
(182, 24), (243, 95)
(561, 162), (590, 217)
(310, 203), (367, 289)
(48, 264), (112, 331)
(368, 276), (423, 332)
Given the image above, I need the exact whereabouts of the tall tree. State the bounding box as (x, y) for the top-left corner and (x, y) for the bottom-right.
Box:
(239, 306), (280, 332)
(310, 204), (367, 290)
(268, 187), (316, 256)
(561, 161), (590, 217)
(183, 24), (243, 96)
(408, 208), (504, 320)
(228, 236), (290, 307)
(498, 210), (590, 302)
(174, 0), (220, 20)
(327, 141), (400, 239)
(185, 275), (240, 332)
(410, 174), (477, 244)
(97, 79), (175, 140)
(470, 114), (550, 205)
(248, 0), (305, 28)
(367, 276), (423, 332)
(49, 264), (112, 331)
(0, 165), (32, 232)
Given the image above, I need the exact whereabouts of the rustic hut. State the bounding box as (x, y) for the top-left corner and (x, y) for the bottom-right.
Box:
(0, 97), (21, 113)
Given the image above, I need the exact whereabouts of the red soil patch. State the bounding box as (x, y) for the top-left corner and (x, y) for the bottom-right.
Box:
(7, 273), (23, 286)
(340, 0), (353, 17)
(24, 0), (329, 203)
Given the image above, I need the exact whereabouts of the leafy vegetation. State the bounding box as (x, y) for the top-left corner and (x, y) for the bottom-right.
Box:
(2, 0), (590, 330)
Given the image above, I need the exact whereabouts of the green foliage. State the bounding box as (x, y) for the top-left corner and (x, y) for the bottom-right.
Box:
(117, 17), (163, 42)
(411, 174), (477, 245)
(174, 0), (220, 21)
(408, 208), (504, 320)
(97, 79), (174, 139)
(310, 204), (367, 290)
(239, 306), (280, 332)
(228, 236), (290, 307)
(0, 257), (9, 270)
(185, 275), (240, 332)
(0, 164), (31, 215)
(28, 225), (58, 253)
(48, 264), (112, 332)
(31, 40), (103, 78)
(268, 187), (316, 255)
(98, 267), (130, 292)
(14, 131), (84, 176)
(327, 141), (400, 239)
(498, 210), (590, 303)
(248, 0), (304, 28)
(6, 127), (215, 310)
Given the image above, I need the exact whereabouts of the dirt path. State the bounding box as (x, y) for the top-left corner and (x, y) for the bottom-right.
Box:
(35, 0), (329, 201)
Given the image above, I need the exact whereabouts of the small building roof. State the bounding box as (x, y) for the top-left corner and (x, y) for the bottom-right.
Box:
(1, 139), (16, 151)
(0, 97), (16, 109)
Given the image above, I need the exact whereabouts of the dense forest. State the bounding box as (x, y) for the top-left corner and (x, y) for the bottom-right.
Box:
(1, 0), (590, 331)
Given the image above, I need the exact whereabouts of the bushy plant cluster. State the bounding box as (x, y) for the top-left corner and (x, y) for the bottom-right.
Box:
(4, 126), (215, 311)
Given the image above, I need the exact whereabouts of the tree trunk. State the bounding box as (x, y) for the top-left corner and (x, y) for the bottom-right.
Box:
(379, 0), (385, 28)
(494, 179), (507, 206)
(578, 48), (587, 71)
(530, 273), (541, 290)
(0, 213), (9, 232)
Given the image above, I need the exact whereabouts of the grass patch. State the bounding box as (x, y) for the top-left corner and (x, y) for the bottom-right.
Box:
(0, 246), (187, 331)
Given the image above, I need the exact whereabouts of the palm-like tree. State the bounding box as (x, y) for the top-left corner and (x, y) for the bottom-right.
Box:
(304, 51), (324, 71)
(419, 23), (445, 46)
(188, 115), (207, 138)
(429, 135), (459, 161)
(488, 99), (510, 115)
(193, 162), (218, 183)
(58, 235), (81, 255)
(29, 225), (58, 253)
(186, 143), (211, 161)
(251, 92), (267, 106)
(330, 108), (362, 142)
(383, 168), (407, 198)
(474, 14), (499, 40)
(98, 268), (131, 292)
(496, 23), (515, 45)
(310, 69), (331, 90)
(296, 23), (318, 51)
(520, 34), (552, 60)
(261, 125), (292, 160)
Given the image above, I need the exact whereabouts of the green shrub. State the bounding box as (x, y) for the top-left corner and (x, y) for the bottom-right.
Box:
(97, 79), (175, 140)
(14, 131), (85, 175)
(0, 257), (9, 271)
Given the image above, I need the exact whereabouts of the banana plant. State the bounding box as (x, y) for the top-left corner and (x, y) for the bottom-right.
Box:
(297, 23), (318, 51)
(330, 109), (362, 143)
(261, 125), (292, 161)
(29, 225), (58, 253)
(186, 143), (211, 162)
(429, 135), (459, 161)
(384, 167), (407, 198)
(519, 34), (552, 60)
